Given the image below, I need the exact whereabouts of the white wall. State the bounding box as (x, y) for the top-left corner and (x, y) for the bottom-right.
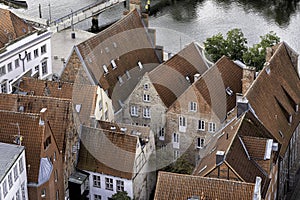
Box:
(94, 87), (114, 122)
(0, 29), (52, 93)
(87, 171), (133, 200)
(0, 150), (28, 200)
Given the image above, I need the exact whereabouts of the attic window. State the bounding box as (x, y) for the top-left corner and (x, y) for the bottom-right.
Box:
(118, 76), (124, 84)
(75, 104), (81, 113)
(138, 61), (143, 70)
(225, 87), (233, 96)
(111, 60), (117, 69)
(103, 65), (108, 74)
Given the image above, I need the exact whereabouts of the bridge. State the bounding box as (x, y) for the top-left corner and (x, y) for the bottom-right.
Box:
(13, 0), (126, 32)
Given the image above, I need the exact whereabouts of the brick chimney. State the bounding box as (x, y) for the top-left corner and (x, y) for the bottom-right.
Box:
(242, 66), (256, 95)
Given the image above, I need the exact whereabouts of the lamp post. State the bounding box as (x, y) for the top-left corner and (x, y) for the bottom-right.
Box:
(19, 51), (27, 72)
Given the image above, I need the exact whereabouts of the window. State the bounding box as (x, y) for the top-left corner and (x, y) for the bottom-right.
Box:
(8, 172), (13, 189)
(208, 122), (216, 132)
(34, 49), (39, 58)
(42, 61), (48, 75)
(0, 66), (6, 76)
(105, 178), (113, 191)
(41, 188), (46, 198)
(15, 59), (20, 68)
(26, 52), (31, 61)
(189, 102), (197, 112)
(144, 83), (149, 90)
(143, 94), (150, 102)
(179, 116), (186, 127)
(198, 120), (205, 131)
(94, 194), (101, 200)
(159, 128), (165, 138)
(197, 138), (205, 148)
(35, 65), (39, 71)
(2, 180), (8, 197)
(21, 182), (26, 200)
(174, 150), (179, 160)
(116, 180), (124, 192)
(7, 63), (12, 72)
(44, 136), (51, 150)
(93, 175), (101, 188)
(41, 45), (47, 54)
(173, 133), (179, 143)
(125, 70), (131, 79)
(130, 106), (138, 117)
(1, 83), (7, 93)
(16, 190), (21, 200)
(19, 158), (24, 173)
(14, 165), (18, 181)
(143, 107), (150, 118)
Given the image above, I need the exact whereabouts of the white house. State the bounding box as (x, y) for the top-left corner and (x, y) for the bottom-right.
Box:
(0, 8), (52, 94)
(0, 142), (28, 200)
(77, 122), (156, 200)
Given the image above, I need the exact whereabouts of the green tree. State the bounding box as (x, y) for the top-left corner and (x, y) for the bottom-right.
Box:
(243, 31), (280, 70)
(111, 191), (131, 200)
(161, 154), (194, 174)
(204, 33), (227, 62)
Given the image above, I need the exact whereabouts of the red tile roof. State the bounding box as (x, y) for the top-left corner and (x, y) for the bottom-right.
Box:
(154, 171), (256, 200)
(0, 8), (34, 48)
(77, 125), (139, 179)
(149, 42), (209, 108)
(246, 42), (300, 157)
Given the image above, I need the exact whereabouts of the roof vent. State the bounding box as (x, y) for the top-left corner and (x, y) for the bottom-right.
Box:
(138, 61), (143, 70)
(185, 76), (190, 83)
(120, 127), (127, 132)
(111, 60), (117, 69)
(272, 142), (279, 152)
(265, 64), (271, 75)
(103, 65), (108, 74)
(194, 73), (201, 82)
(110, 126), (116, 130)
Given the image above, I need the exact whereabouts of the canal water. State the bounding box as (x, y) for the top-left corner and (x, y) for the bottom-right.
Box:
(1, 0), (300, 56)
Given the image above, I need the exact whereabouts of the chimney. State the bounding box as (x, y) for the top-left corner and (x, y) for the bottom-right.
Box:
(216, 151), (225, 166)
(253, 176), (262, 200)
(39, 108), (47, 126)
(236, 93), (249, 117)
(242, 66), (256, 94)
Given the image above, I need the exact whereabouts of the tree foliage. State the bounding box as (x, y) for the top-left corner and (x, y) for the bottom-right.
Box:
(161, 154), (194, 174)
(111, 191), (131, 200)
(204, 29), (280, 71)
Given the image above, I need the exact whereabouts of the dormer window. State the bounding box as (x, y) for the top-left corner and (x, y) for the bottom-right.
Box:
(138, 61), (143, 70)
(103, 65), (108, 74)
(226, 87), (233, 96)
(111, 60), (117, 69)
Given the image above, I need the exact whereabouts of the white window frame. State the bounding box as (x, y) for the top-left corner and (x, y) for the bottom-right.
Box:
(105, 177), (113, 191)
(198, 120), (205, 131)
(41, 45), (47, 54)
(130, 105), (138, 117)
(143, 107), (151, 118)
(19, 158), (24, 174)
(208, 122), (216, 132)
(13, 165), (18, 181)
(159, 127), (165, 140)
(179, 116), (186, 132)
(42, 61), (48, 76)
(34, 49), (39, 58)
(0, 66), (6, 76)
(174, 150), (180, 160)
(26, 52), (31, 61)
(189, 101), (197, 112)
(15, 59), (20, 68)
(93, 175), (101, 188)
(2, 179), (8, 197)
(197, 138), (205, 149)
(143, 94), (150, 102)
(8, 172), (13, 189)
(7, 62), (12, 72)
(116, 180), (124, 192)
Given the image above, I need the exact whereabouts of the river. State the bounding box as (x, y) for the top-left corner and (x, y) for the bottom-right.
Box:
(1, 0), (300, 56)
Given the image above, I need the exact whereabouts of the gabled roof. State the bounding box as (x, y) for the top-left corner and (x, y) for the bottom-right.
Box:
(148, 42), (209, 108)
(0, 8), (34, 48)
(154, 171), (256, 200)
(0, 93), (72, 152)
(193, 112), (276, 198)
(193, 56), (243, 121)
(17, 77), (98, 126)
(77, 125), (138, 179)
(61, 9), (161, 111)
(246, 42), (300, 157)
(0, 110), (44, 183)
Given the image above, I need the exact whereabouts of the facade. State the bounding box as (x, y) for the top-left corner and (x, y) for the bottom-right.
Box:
(0, 142), (28, 200)
(0, 9), (52, 94)
(154, 171), (259, 200)
(117, 42), (210, 141)
(77, 122), (156, 200)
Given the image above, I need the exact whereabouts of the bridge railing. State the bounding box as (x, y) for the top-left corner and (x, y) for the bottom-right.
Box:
(49, 0), (122, 27)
